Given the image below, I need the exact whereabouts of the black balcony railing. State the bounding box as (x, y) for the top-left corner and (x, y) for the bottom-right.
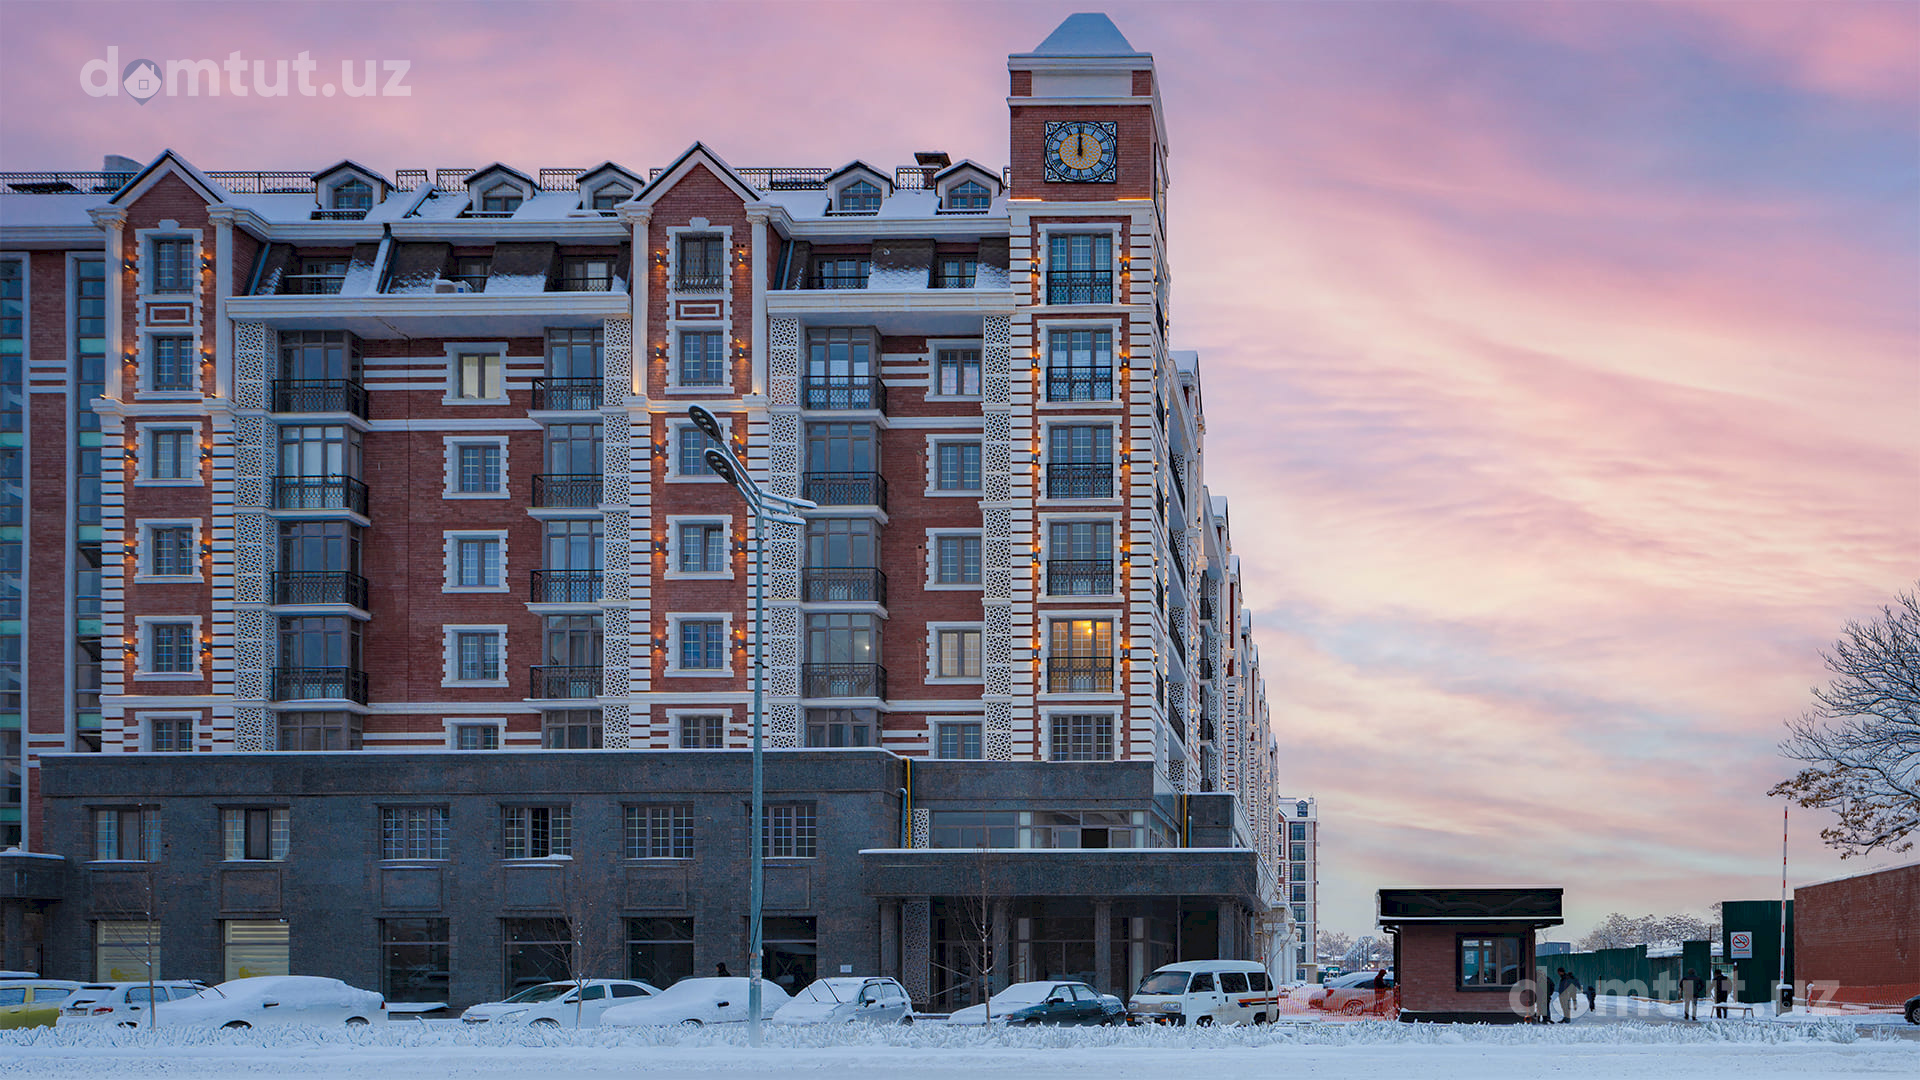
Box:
(802, 471), (887, 510)
(1045, 367), (1114, 403)
(802, 376), (888, 412)
(530, 377), (604, 411)
(530, 665), (603, 699)
(1200, 655), (1216, 682)
(271, 571), (370, 609)
(310, 208), (369, 221)
(676, 274), (726, 293)
(530, 569), (603, 604)
(1170, 540), (1188, 584)
(1169, 454), (1188, 503)
(809, 268), (869, 290)
(803, 567), (887, 605)
(1046, 270), (1113, 305)
(1169, 612), (1188, 665)
(557, 275), (615, 293)
(1200, 593), (1217, 623)
(271, 666), (369, 704)
(532, 474), (603, 509)
(1048, 656), (1115, 694)
(802, 662), (887, 699)
(1047, 559), (1115, 596)
(1046, 462), (1113, 499)
(270, 378), (370, 419)
(272, 476), (369, 516)
(280, 274), (346, 296)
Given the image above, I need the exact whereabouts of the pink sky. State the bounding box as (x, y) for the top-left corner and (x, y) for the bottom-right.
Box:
(3, 1), (1915, 940)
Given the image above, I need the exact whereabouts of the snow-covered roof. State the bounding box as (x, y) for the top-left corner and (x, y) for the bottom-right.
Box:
(1018, 13), (1145, 58)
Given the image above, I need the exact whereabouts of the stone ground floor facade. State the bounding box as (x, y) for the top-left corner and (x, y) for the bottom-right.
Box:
(4, 750), (1270, 1010)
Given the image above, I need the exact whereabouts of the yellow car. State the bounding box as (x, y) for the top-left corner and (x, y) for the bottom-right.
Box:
(0, 980), (83, 1029)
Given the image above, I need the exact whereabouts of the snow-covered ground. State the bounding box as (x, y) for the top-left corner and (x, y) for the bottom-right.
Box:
(4, 1018), (1914, 1080)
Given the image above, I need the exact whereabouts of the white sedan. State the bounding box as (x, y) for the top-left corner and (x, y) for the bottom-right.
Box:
(601, 977), (791, 1027)
(460, 979), (659, 1027)
(56, 981), (207, 1028)
(150, 976), (386, 1029)
(772, 977), (913, 1026)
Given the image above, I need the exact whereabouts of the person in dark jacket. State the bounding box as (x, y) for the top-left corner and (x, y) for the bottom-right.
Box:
(1711, 969), (1731, 1019)
(1585, 977), (1597, 1015)
(1556, 969), (1578, 1022)
(1680, 968), (1701, 1021)
(715, 962), (732, 978)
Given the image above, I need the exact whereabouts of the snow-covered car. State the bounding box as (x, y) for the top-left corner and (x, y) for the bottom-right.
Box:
(149, 976), (386, 1029)
(0, 980), (81, 1029)
(600, 977), (791, 1027)
(1127, 960), (1278, 1026)
(1306, 969), (1397, 1016)
(771, 977), (913, 1026)
(460, 979), (660, 1027)
(947, 981), (1124, 1026)
(55, 981), (207, 1028)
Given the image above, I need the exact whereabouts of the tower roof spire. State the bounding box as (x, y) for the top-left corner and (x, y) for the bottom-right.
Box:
(1019, 13), (1145, 59)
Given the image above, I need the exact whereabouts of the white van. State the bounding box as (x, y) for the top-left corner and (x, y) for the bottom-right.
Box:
(1127, 960), (1279, 1026)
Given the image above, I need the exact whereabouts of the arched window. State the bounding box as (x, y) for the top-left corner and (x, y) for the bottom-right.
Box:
(332, 178), (372, 211)
(947, 180), (990, 210)
(839, 180), (881, 213)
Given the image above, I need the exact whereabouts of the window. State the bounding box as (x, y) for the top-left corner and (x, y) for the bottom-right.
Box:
(479, 187), (522, 214)
(279, 521), (360, 575)
(929, 810), (1017, 848)
(838, 180), (881, 213)
(545, 422), (603, 476)
(93, 807), (160, 861)
(454, 350), (503, 400)
(1046, 328), (1114, 401)
(935, 442), (982, 491)
(454, 257), (490, 292)
(677, 713), (724, 749)
(805, 708), (874, 748)
(221, 807), (289, 861)
(762, 917), (817, 991)
(147, 525), (195, 577)
(935, 349), (981, 396)
(455, 724), (500, 750)
(811, 257), (869, 290)
(624, 806), (694, 859)
(455, 443), (502, 494)
(333, 178), (372, 211)
(1296, 800), (1311, 818)
(677, 619), (726, 671)
(94, 921), (162, 982)
(761, 803), (816, 859)
(542, 708), (603, 749)
(677, 235), (725, 290)
(1291, 843), (1308, 862)
(1290, 821), (1307, 842)
(1048, 619), (1114, 693)
(947, 180), (991, 210)
(381, 807), (448, 860)
(1291, 884), (1308, 903)
(546, 327), (603, 381)
(627, 918), (694, 990)
(290, 258), (347, 295)
(278, 423), (361, 480)
(144, 621), (195, 674)
(452, 629), (503, 682)
(145, 427), (196, 481)
(1048, 521), (1114, 595)
(1050, 714), (1115, 761)
(933, 256), (977, 288)
(590, 186), (630, 212)
(224, 921), (290, 982)
(1290, 863), (1305, 882)
(1047, 425), (1114, 499)
(502, 805), (571, 859)
(1025, 809), (1145, 847)
(382, 919), (449, 1004)
(676, 522), (728, 574)
(1047, 232), (1113, 304)
(149, 335), (195, 391)
(450, 535), (503, 589)
(677, 330), (725, 386)
(676, 425), (722, 477)
(936, 721), (983, 760)
(935, 534), (982, 585)
(278, 711), (361, 751)
(561, 257), (614, 292)
(1459, 935), (1524, 989)
(806, 518), (877, 570)
(149, 717), (192, 752)
(935, 628), (982, 680)
(503, 918), (569, 997)
(150, 237), (194, 294)
(1293, 905), (1308, 924)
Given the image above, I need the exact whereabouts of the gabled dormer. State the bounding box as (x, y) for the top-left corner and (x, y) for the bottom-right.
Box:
(463, 164), (535, 217)
(311, 160), (390, 220)
(575, 162), (643, 215)
(933, 160), (1001, 212)
(824, 161), (891, 215)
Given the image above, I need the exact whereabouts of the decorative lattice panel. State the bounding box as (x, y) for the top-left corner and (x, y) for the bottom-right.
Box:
(233, 322), (269, 411)
(768, 700), (800, 749)
(769, 317), (800, 407)
(910, 809), (930, 849)
(602, 509), (630, 601)
(901, 899), (932, 1005)
(234, 705), (268, 752)
(984, 702), (1014, 761)
(767, 410), (801, 498)
(602, 701), (631, 749)
(603, 412), (631, 504)
(603, 318), (633, 401)
(233, 605), (270, 708)
(233, 511), (271, 604)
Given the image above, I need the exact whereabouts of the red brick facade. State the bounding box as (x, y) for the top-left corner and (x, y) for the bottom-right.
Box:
(1795, 863), (1920, 1008)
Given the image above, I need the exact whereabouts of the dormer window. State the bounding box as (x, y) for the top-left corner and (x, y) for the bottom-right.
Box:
(590, 186), (630, 213)
(839, 180), (881, 214)
(478, 186), (522, 215)
(947, 180), (990, 211)
(332, 179), (372, 212)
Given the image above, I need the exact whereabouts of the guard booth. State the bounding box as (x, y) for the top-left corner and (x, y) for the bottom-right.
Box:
(1377, 887), (1563, 1023)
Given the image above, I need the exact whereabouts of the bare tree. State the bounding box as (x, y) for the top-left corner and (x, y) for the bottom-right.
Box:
(530, 854), (624, 1028)
(1316, 929), (1352, 966)
(1770, 587), (1920, 857)
(1575, 912), (1720, 952)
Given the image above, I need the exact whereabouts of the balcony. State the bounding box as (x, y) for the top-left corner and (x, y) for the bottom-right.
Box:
(270, 378), (370, 420)
(530, 377), (604, 412)
(532, 474), (603, 509)
(1169, 454), (1188, 504)
(280, 273), (346, 296)
(803, 567), (887, 605)
(556, 274), (616, 293)
(1047, 559), (1115, 597)
(1199, 593), (1217, 623)
(802, 471), (887, 511)
(675, 274), (726, 294)
(1169, 612), (1188, 665)
(1046, 270), (1113, 305)
(809, 268), (869, 290)
(1045, 367), (1114, 403)
(1046, 463), (1113, 500)
(802, 376), (888, 413)
(272, 476), (369, 516)
(271, 571), (370, 609)
(802, 663), (887, 699)
(530, 569), (603, 604)
(530, 665), (603, 699)
(271, 666), (369, 704)
(1048, 657), (1115, 694)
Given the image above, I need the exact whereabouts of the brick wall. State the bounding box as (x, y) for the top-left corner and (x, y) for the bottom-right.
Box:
(1795, 863), (1919, 1008)
(1395, 923), (1536, 1020)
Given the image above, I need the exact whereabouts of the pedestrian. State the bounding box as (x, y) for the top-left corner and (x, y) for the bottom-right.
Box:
(1711, 968), (1731, 1019)
(1556, 968), (1577, 1023)
(1680, 968), (1700, 1021)
(1538, 972), (1555, 1023)
(1529, 977), (1551, 1023)
(1585, 977), (1596, 1016)
(716, 962), (732, 978)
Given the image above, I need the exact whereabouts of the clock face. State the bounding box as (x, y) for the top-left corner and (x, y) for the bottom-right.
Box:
(1045, 121), (1119, 183)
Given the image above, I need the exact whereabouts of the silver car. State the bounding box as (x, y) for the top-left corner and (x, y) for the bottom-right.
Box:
(772, 977), (913, 1025)
(57, 981), (207, 1028)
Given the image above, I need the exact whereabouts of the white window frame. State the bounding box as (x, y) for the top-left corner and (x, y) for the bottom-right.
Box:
(924, 434), (986, 497)
(667, 708), (731, 750)
(442, 718), (507, 751)
(663, 514), (734, 581)
(133, 614), (203, 680)
(1038, 417), (1121, 506)
(926, 622), (985, 685)
(1037, 511), (1125, 600)
(441, 624), (509, 688)
(1035, 222), (1126, 307)
(442, 435), (511, 499)
(133, 518), (203, 583)
(666, 221), (734, 297)
(136, 711), (198, 753)
(140, 330), (202, 396)
(924, 338), (986, 402)
(930, 716), (987, 760)
(667, 419), (730, 483)
(441, 342), (510, 405)
(133, 421), (203, 486)
(138, 227), (202, 298)
(1040, 708), (1118, 762)
(1035, 316), (1125, 407)
(1037, 609), (1124, 702)
(442, 530), (509, 593)
(925, 528), (985, 591)
(665, 322), (731, 393)
(831, 173), (887, 213)
(664, 612), (734, 678)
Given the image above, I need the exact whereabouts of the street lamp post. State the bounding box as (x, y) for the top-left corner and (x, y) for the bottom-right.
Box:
(687, 405), (813, 1047)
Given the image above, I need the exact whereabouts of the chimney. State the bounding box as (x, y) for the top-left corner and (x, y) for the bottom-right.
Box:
(104, 154), (141, 175)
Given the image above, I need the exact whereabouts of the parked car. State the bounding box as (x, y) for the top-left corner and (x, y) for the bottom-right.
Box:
(600, 977), (791, 1027)
(149, 976), (386, 1029)
(55, 981), (208, 1028)
(772, 977), (913, 1026)
(1306, 969), (1397, 1017)
(1905, 992), (1918, 1025)
(0, 979), (82, 1029)
(1127, 960), (1279, 1026)
(947, 980), (1125, 1026)
(460, 979), (660, 1027)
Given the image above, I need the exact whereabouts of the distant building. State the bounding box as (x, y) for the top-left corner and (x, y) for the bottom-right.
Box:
(1279, 796), (1318, 981)
(1793, 861), (1918, 1010)
(1378, 887), (1564, 1023)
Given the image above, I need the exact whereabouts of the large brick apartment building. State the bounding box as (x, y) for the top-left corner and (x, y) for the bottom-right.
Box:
(0, 14), (1292, 1008)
